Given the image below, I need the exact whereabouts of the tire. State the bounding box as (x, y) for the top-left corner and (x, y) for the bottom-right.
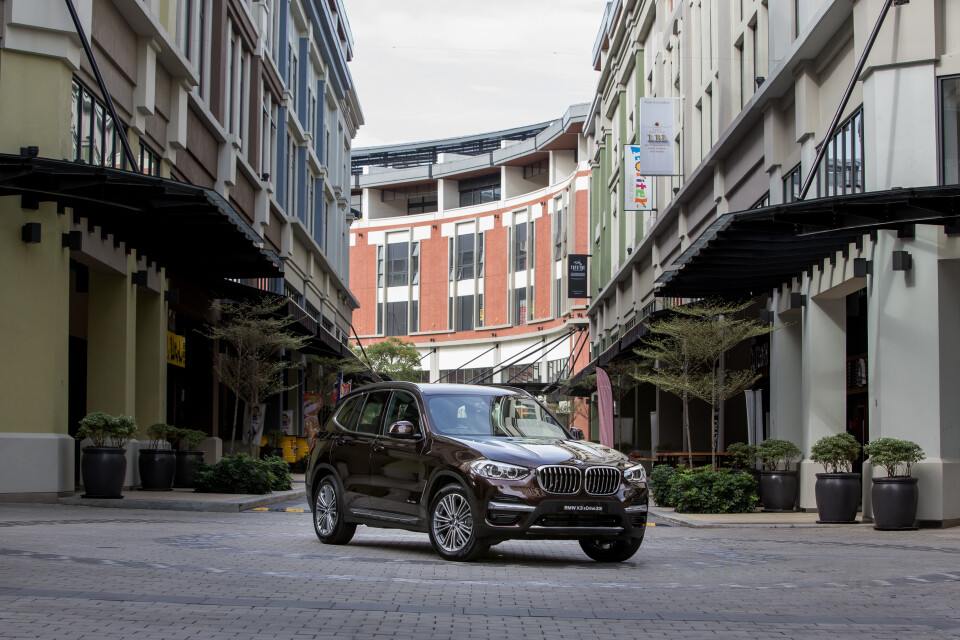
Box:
(428, 484), (489, 561)
(312, 476), (356, 545)
(578, 537), (643, 562)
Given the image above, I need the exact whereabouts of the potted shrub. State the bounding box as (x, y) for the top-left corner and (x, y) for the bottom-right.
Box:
(138, 423), (177, 491)
(76, 412), (138, 499)
(261, 429), (286, 459)
(756, 438), (801, 512)
(810, 432), (861, 523)
(725, 442), (757, 471)
(863, 437), (925, 530)
(172, 428), (208, 489)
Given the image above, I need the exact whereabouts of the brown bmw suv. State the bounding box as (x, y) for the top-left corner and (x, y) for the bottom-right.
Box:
(305, 382), (648, 562)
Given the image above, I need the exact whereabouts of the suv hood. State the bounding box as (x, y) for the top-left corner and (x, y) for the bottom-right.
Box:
(449, 436), (629, 468)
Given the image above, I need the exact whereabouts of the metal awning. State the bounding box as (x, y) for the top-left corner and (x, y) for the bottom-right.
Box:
(0, 153), (281, 279)
(656, 185), (960, 298)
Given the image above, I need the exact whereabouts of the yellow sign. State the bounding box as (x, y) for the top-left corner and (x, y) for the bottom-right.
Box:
(167, 331), (186, 367)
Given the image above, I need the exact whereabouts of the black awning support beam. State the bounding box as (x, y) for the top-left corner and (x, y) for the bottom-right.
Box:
(64, 0), (140, 174)
(799, 0), (896, 200)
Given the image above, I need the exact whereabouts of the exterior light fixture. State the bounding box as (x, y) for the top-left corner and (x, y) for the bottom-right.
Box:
(131, 270), (148, 286)
(755, 76), (765, 87)
(790, 292), (806, 308)
(892, 251), (912, 271)
(21, 222), (41, 243)
(853, 258), (873, 277)
(62, 230), (82, 250)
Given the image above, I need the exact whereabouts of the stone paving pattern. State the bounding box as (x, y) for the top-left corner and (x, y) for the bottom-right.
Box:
(1, 502), (959, 639)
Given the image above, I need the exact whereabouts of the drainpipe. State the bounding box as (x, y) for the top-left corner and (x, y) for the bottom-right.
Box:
(798, 0), (906, 201)
(64, 0), (140, 173)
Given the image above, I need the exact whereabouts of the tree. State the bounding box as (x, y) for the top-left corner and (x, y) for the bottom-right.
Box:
(201, 297), (310, 456)
(353, 336), (422, 382)
(633, 300), (779, 468)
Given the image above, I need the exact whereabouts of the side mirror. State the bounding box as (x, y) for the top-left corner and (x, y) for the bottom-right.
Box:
(569, 427), (585, 441)
(388, 421), (417, 439)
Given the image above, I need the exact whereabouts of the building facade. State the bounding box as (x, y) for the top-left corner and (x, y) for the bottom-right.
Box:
(584, 0), (960, 526)
(349, 107), (592, 415)
(0, 0), (361, 500)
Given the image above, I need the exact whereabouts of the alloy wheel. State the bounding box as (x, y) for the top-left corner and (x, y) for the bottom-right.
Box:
(432, 492), (473, 553)
(315, 482), (338, 537)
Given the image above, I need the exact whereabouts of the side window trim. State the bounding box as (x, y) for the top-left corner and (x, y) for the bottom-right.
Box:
(333, 394), (364, 431)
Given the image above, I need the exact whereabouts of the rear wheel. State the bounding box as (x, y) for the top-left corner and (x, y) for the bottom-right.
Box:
(313, 476), (356, 545)
(578, 537), (642, 562)
(428, 484), (489, 561)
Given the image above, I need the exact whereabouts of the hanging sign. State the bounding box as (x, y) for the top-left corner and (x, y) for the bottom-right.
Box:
(622, 150), (653, 212)
(637, 97), (676, 175)
(567, 254), (589, 298)
(167, 331), (186, 368)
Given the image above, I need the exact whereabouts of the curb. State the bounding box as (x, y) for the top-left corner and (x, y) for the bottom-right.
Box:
(648, 507), (871, 528)
(58, 488), (307, 513)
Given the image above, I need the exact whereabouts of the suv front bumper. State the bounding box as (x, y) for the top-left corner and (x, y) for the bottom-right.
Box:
(477, 492), (648, 540)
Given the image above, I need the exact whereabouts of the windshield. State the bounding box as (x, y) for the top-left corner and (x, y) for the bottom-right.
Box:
(425, 393), (568, 439)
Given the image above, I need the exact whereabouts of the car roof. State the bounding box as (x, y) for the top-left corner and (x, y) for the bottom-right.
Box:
(347, 382), (529, 397)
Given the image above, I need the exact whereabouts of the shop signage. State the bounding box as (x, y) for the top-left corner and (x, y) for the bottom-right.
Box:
(167, 331), (185, 368)
(568, 254), (589, 298)
(637, 97), (677, 176)
(622, 151), (653, 212)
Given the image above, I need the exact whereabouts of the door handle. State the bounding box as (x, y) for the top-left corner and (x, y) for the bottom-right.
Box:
(372, 442), (385, 452)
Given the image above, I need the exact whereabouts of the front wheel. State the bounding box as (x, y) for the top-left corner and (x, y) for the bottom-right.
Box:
(428, 485), (489, 561)
(579, 537), (642, 562)
(313, 476), (356, 545)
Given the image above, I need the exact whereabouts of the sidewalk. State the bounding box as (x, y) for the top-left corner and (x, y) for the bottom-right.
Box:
(650, 505), (871, 528)
(57, 475), (308, 513)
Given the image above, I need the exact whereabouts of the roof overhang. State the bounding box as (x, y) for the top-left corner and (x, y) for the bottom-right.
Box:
(656, 185), (960, 299)
(0, 153), (282, 280)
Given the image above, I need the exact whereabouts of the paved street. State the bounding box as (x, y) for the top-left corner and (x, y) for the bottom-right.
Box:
(1, 503), (960, 639)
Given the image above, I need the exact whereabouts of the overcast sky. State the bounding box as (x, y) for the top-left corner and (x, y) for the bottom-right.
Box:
(345, 0), (611, 149)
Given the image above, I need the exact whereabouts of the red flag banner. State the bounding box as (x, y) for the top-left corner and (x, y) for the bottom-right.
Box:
(596, 367), (615, 448)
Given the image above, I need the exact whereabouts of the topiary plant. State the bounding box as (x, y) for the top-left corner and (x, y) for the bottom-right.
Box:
(757, 438), (802, 471)
(725, 442), (758, 470)
(76, 412), (138, 448)
(863, 437), (925, 477)
(810, 432), (861, 473)
(145, 423), (176, 450)
(174, 428), (208, 451)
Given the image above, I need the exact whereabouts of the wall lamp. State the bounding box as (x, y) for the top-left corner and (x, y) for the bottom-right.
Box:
(892, 251), (912, 271)
(164, 289), (180, 303)
(131, 270), (148, 286)
(790, 292), (806, 308)
(62, 230), (82, 250)
(21, 222), (41, 243)
(758, 309), (774, 324)
(755, 76), (766, 87)
(853, 258), (873, 277)
(20, 146), (39, 158)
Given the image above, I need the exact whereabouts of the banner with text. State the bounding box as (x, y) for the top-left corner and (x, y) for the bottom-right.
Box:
(622, 150), (653, 212)
(638, 97), (677, 175)
(567, 254), (589, 298)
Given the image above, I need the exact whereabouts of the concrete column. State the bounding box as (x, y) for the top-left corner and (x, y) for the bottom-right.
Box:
(770, 291), (802, 445)
(798, 289), (846, 510)
(135, 285), (166, 430)
(86, 263), (137, 417)
(867, 227), (951, 524)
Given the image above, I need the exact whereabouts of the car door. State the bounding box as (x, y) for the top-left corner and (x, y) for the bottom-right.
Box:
(367, 390), (431, 521)
(325, 394), (369, 513)
(347, 390), (392, 508)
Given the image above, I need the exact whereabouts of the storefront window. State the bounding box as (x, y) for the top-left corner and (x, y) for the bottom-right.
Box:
(942, 76), (960, 185)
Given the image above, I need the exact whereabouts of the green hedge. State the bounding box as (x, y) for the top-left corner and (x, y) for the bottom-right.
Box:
(288, 453), (311, 474)
(193, 453), (291, 494)
(650, 465), (758, 514)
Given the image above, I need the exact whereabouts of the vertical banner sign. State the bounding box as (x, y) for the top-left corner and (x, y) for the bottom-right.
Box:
(639, 97), (676, 175)
(167, 331), (186, 367)
(567, 254), (589, 298)
(596, 367), (615, 448)
(623, 146), (653, 211)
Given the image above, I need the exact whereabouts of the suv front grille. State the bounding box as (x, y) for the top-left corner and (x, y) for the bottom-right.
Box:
(536, 465), (581, 494)
(534, 513), (622, 528)
(585, 467), (621, 495)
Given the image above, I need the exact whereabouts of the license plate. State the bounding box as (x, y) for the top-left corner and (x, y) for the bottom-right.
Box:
(561, 503), (606, 513)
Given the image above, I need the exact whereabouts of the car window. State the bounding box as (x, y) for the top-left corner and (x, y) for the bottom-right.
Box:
(355, 391), (391, 435)
(334, 395), (363, 432)
(425, 393), (568, 439)
(382, 391), (421, 435)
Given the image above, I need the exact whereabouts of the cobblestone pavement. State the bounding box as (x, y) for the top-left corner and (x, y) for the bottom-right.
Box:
(1, 503), (960, 639)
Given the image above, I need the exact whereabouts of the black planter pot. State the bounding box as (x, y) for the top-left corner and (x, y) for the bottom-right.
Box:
(174, 450), (204, 488)
(814, 473), (861, 523)
(871, 476), (919, 530)
(260, 446), (284, 459)
(760, 470), (798, 512)
(138, 449), (176, 491)
(80, 447), (127, 499)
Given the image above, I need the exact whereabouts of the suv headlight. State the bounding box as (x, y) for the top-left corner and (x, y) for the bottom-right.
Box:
(624, 463), (647, 483)
(470, 458), (530, 480)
